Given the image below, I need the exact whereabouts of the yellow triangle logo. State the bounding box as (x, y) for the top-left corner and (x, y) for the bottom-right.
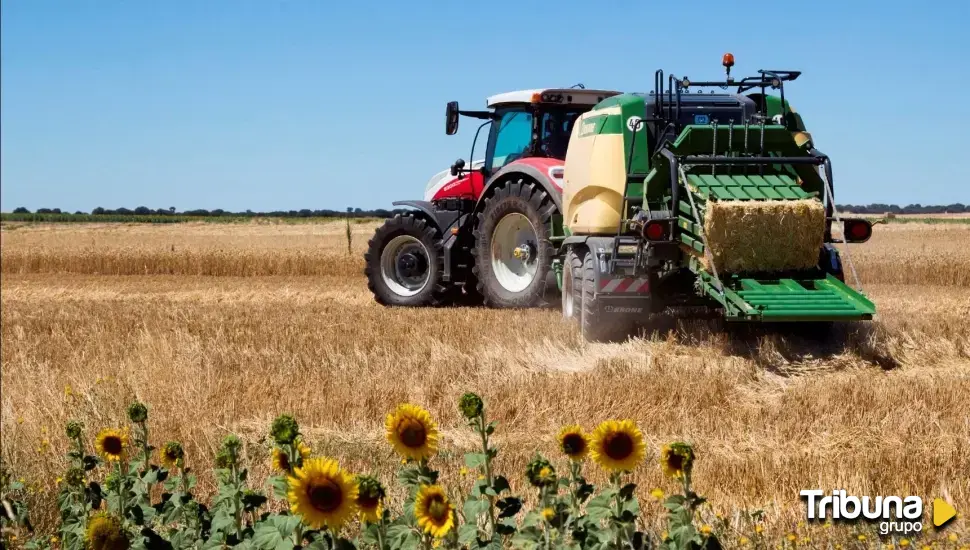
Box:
(933, 498), (956, 527)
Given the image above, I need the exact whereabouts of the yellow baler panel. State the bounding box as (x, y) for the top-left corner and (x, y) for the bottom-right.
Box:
(563, 111), (627, 235)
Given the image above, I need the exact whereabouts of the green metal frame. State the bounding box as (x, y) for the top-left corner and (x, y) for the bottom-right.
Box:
(640, 124), (876, 323)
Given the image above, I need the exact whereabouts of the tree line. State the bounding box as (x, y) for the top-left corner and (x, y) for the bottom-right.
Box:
(9, 206), (411, 218)
(9, 203), (969, 217)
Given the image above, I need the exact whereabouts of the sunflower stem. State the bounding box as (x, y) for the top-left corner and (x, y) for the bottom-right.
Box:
(610, 472), (628, 549)
(292, 523), (303, 546)
(230, 451), (243, 537)
(475, 414), (496, 539)
(117, 460), (128, 521)
(376, 515), (386, 550)
(138, 421), (152, 504)
(565, 460), (581, 534)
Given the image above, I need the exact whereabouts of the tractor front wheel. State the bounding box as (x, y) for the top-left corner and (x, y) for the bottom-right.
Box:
(364, 213), (449, 306)
(472, 179), (556, 308)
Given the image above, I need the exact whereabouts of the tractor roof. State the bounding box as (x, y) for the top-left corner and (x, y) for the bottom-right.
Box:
(486, 88), (621, 108)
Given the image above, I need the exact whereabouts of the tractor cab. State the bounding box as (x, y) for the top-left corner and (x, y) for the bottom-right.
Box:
(445, 87), (621, 177)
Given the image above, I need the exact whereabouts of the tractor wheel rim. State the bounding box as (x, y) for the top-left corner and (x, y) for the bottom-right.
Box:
(380, 235), (430, 297)
(491, 213), (539, 294)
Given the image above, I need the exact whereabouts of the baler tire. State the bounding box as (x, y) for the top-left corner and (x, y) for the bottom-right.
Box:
(364, 213), (450, 307)
(580, 251), (630, 343)
(561, 248), (584, 325)
(471, 178), (556, 309)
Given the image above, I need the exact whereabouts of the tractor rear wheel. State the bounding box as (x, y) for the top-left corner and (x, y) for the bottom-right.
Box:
(364, 213), (449, 306)
(472, 179), (556, 308)
(562, 248), (584, 325)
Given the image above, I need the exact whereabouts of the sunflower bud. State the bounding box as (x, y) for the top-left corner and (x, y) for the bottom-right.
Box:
(525, 455), (557, 488)
(65, 467), (85, 487)
(126, 402), (148, 423)
(660, 441), (695, 480)
(221, 435), (242, 455)
(270, 414), (300, 445)
(356, 474), (386, 503)
(458, 393), (484, 419)
(104, 473), (121, 492)
(65, 420), (84, 440)
(214, 450), (233, 469)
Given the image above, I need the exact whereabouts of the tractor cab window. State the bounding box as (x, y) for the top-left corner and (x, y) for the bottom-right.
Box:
(540, 109), (582, 159)
(490, 108), (533, 171)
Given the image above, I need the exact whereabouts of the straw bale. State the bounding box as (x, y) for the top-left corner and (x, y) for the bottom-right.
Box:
(702, 198), (825, 273)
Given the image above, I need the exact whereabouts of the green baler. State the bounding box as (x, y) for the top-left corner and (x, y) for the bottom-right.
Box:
(558, 67), (876, 341)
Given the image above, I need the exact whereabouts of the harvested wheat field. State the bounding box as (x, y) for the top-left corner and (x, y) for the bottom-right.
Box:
(2, 219), (969, 547)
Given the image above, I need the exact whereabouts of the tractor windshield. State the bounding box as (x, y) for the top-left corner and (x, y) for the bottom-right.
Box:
(490, 108), (533, 170)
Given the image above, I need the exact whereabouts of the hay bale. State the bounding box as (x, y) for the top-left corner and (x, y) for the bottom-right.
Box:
(702, 198), (825, 273)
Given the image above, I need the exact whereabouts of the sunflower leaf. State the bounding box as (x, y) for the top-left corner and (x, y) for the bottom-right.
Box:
(251, 522), (284, 550)
(242, 491), (267, 512)
(496, 517), (517, 536)
(458, 523), (479, 545)
(464, 453), (487, 469)
(396, 467), (419, 487)
(491, 476), (511, 495)
(576, 482), (595, 503)
(586, 490), (615, 510)
(463, 498), (490, 522)
(400, 531), (421, 550)
(618, 483), (637, 500)
(358, 523), (380, 546)
(669, 524), (698, 549)
(268, 476), (288, 501)
(495, 497), (522, 519)
(621, 496), (640, 518)
(510, 526), (541, 550)
(485, 421), (499, 436)
(385, 523), (411, 544)
(210, 509), (235, 535)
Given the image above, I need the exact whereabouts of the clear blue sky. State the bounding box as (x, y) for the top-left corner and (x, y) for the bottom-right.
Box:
(2, 1), (968, 212)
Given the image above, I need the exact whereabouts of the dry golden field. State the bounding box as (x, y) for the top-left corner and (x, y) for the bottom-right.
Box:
(2, 219), (969, 547)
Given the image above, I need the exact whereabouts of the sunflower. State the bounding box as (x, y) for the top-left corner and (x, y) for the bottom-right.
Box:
(557, 425), (589, 460)
(85, 512), (129, 550)
(589, 420), (646, 472)
(660, 442), (694, 480)
(385, 404), (439, 461)
(94, 428), (129, 462)
(355, 474), (386, 524)
(287, 457), (358, 531)
(159, 441), (184, 470)
(272, 439), (312, 473)
(414, 484), (455, 538)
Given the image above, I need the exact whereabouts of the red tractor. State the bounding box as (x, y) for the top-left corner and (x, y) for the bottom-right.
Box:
(364, 87), (621, 308)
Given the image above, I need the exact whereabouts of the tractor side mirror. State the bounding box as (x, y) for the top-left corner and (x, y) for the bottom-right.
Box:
(450, 158), (465, 176)
(445, 101), (459, 135)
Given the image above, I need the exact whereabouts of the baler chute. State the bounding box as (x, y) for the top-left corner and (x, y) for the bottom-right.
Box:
(558, 61), (876, 341)
(645, 124), (875, 322)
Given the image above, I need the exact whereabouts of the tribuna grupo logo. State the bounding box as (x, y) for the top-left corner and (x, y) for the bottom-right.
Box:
(800, 490), (924, 534)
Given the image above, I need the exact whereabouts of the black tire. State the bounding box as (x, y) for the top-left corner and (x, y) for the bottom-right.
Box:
(471, 178), (557, 308)
(580, 251), (631, 343)
(562, 247), (584, 325)
(364, 213), (450, 307)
